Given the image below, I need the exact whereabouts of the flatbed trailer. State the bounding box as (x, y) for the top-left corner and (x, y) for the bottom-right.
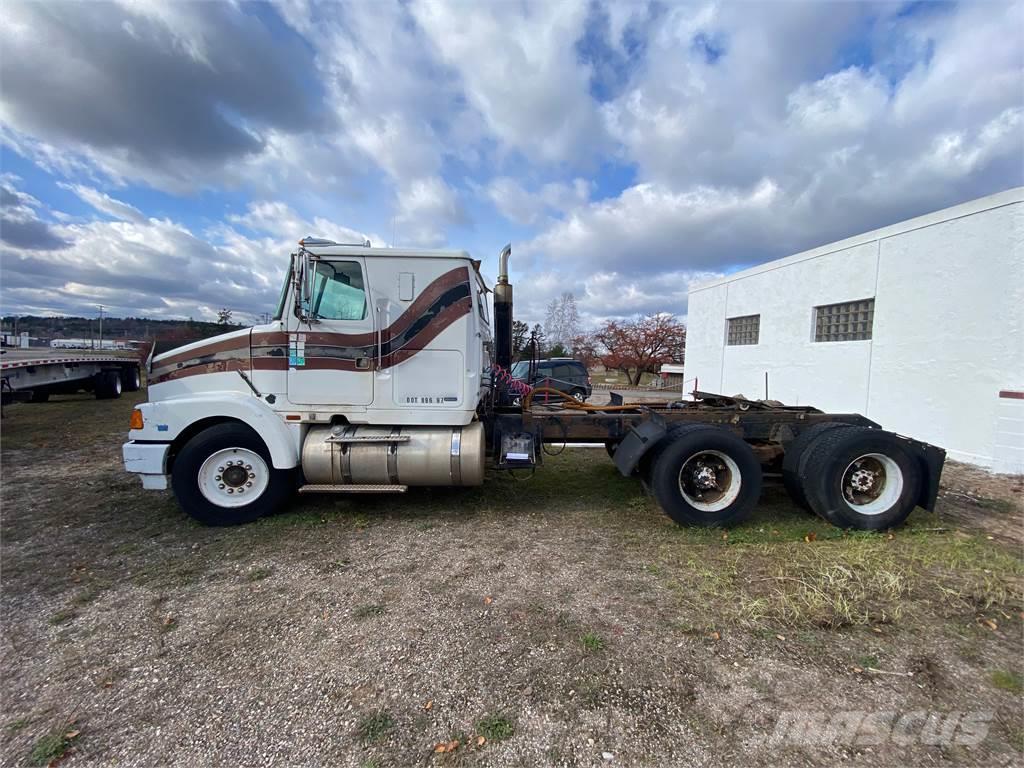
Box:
(1, 349), (143, 403)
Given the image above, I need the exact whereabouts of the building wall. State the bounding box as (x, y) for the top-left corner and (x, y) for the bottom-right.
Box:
(684, 188), (1024, 473)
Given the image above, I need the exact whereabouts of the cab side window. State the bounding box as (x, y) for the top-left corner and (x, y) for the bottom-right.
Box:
(309, 261), (366, 321)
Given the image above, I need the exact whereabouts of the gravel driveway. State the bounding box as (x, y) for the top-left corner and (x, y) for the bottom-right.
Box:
(1, 393), (1021, 767)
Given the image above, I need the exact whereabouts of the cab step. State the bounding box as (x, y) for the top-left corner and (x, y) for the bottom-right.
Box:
(298, 483), (408, 494)
(324, 434), (412, 444)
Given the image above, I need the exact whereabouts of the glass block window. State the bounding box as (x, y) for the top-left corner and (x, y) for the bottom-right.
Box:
(726, 314), (760, 346)
(814, 299), (874, 342)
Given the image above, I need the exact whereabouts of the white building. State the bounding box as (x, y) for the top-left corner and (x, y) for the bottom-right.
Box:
(684, 187), (1024, 474)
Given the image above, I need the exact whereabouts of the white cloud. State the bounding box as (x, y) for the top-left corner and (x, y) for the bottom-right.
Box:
(410, 0), (607, 166)
(393, 177), (465, 248)
(486, 177), (591, 226)
(58, 183), (147, 223)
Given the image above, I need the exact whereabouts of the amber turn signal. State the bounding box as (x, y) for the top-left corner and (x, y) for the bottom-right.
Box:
(129, 409), (144, 430)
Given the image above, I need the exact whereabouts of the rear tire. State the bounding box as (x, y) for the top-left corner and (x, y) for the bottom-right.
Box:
(171, 423), (294, 526)
(649, 425), (762, 527)
(122, 365), (142, 392)
(800, 427), (921, 530)
(782, 422), (850, 511)
(94, 370), (122, 399)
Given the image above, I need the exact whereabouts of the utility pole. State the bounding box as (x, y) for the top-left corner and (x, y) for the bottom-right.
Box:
(97, 304), (105, 350)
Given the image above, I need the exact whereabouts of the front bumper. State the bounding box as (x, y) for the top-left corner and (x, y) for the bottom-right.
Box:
(122, 441), (171, 490)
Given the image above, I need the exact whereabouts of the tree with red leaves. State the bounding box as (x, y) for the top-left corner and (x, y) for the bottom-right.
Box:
(595, 314), (686, 386)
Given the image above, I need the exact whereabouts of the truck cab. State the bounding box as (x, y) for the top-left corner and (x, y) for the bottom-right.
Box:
(124, 239), (495, 524)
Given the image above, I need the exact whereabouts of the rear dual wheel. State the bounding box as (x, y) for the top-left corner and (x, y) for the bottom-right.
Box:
(797, 427), (921, 530)
(782, 421), (848, 510)
(94, 370), (122, 399)
(648, 426), (761, 527)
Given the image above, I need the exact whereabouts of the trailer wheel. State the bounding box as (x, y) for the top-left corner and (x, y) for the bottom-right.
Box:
(94, 370), (122, 399)
(800, 427), (922, 530)
(122, 365), (142, 392)
(650, 426), (762, 527)
(171, 423), (294, 526)
(782, 422), (850, 511)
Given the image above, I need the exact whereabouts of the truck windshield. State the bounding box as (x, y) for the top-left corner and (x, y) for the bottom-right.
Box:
(511, 361), (529, 378)
(272, 265), (291, 321)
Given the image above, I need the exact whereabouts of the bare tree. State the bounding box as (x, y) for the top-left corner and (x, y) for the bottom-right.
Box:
(543, 292), (581, 351)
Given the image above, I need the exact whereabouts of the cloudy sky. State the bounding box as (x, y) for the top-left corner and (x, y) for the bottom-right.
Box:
(1, 0), (1021, 328)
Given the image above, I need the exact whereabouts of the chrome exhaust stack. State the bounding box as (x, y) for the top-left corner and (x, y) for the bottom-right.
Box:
(494, 243), (513, 369)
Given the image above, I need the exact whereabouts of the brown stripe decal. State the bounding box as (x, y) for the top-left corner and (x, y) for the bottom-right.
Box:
(153, 266), (473, 384)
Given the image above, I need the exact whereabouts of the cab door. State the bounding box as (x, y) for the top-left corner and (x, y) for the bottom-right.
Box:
(287, 257), (374, 406)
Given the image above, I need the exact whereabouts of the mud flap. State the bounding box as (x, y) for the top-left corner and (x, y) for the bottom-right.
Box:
(612, 419), (667, 477)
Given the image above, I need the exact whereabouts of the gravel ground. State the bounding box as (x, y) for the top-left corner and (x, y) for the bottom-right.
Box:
(1, 393), (1021, 767)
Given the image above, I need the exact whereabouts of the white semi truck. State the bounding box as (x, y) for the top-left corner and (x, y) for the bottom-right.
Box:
(123, 239), (945, 529)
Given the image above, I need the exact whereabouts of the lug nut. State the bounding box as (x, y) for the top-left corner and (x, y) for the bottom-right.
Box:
(249, 473), (256, 479)
(218, 483), (225, 489)
(245, 464), (252, 471)
(228, 488), (235, 494)
(215, 475), (221, 481)
(246, 481), (253, 487)
(218, 466), (225, 472)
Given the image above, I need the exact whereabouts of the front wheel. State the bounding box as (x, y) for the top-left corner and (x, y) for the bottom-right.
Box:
(570, 388), (586, 403)
(171, 423), (294, 525)
(649, 426), (762, 527)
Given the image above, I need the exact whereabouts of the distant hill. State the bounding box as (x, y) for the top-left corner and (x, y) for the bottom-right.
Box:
(0, 315), (246, 344)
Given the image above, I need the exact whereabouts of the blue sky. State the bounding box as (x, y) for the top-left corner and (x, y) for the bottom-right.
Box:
(1, 0), (1021, 327)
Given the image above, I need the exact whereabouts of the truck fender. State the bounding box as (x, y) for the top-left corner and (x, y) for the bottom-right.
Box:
(132, 393), (299, 469)
(612, 418), (668, 477)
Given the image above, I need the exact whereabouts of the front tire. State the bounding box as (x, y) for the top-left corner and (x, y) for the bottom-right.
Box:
(570, 388), (586, 403)
(649, 425), (762, 527)
(800, 427), (922, 530)
(171, 423), (294, 526)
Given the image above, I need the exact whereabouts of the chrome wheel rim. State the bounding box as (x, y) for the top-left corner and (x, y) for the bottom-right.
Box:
(198, 447), (269, 508)
(677, 450), (742, 511)
(841, 453), (902, 515)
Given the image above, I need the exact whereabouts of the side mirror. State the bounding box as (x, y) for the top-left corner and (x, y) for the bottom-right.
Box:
(293, 249), (317, 322)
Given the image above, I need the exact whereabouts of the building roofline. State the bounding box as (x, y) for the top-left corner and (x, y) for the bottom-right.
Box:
(690, 186), (1024, 293)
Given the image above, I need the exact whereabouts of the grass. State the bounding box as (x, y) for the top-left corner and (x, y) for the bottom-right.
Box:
(28, 728), (75, 766)
(356, 710), (393, 743)
(246, 567), (273, 582)
(580, 632), (605, 652)
(48, 608), (76, 626)
(353, 604), (386, 619)
(476, 713), (515, 742)
(991, 670), (1023, 694)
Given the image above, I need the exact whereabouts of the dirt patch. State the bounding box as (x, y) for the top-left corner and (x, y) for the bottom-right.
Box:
(1, 394), (1022, 767)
